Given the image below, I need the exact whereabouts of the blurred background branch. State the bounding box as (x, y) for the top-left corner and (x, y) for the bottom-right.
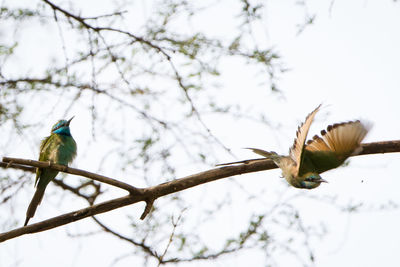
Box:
(1, 0), (399, 266)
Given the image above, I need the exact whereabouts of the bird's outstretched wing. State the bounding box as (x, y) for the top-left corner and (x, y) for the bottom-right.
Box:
(289, 104), (321, 176)
(301, 120), (370, 174)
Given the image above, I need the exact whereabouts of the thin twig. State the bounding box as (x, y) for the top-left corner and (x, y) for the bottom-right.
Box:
(82, 10), (127, 20)
(92, 216), (159, 258)
(158, 209), (186, 266)
(41, 0), (168, 57)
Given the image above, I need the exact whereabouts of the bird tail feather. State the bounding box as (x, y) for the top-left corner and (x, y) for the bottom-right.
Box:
(216, 157), (267, 166)
(216, 148), (281, 166)
(245, 148), (279, 158)
(24, 186), (46, 226)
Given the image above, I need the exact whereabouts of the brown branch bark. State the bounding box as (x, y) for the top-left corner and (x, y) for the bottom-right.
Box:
(0, 162), (98, 202)
(2, 157), (141, 194)
(0, 140), (399, 243)
(359, 140), (400, 155)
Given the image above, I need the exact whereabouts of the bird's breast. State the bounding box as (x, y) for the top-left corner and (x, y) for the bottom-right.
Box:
(45, 134), (76, 165)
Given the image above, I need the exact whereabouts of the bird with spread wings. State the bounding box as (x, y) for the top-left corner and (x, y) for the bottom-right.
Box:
(218, 105), (370, 189)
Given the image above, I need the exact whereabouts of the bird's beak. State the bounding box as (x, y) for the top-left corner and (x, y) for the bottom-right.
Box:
(318, 178), (328, 183)
(67, 116), (75, 126)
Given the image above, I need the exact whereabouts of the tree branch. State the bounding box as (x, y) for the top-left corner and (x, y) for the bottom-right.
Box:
(41, 0), (169, 57)
(1, 157), (141, 195)
(91, 216), (159, 258)
(359, 140), (400, 155)
(40, 0), (233, 155)
(0, 140), (399, 242)
(0, 162), (98, 203)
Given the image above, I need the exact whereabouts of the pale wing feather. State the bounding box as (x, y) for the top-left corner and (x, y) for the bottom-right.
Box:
(289, 104), (321, 175)
(305, 120), (370, 159)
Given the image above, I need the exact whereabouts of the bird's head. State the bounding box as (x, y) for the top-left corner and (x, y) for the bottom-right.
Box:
(51, 116), (74, 136)
(299, 172), (328, 189)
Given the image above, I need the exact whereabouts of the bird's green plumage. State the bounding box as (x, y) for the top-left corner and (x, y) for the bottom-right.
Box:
(301, 150), (344, 175)
(35, 134), (77, 188)
(24, 118), (77, 226)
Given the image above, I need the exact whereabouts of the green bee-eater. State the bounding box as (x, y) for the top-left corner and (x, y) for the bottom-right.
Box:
(24, 117), (77, 226)
(218, 105), (370, 189)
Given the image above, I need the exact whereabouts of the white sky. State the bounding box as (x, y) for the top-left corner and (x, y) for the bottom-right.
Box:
(1, 0), (400, 267)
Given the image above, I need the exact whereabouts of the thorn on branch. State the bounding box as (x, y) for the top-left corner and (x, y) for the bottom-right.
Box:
(140, 199), (155, 220)
(6, 160), (14, 168)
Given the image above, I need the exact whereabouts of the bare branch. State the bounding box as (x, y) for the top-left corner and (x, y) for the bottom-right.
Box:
(41, 0), (169, 57)
(0, 194), (138, 242)
(53, 179), (100, 204)
(82, 11), (128, 20)
(0, 156), (277, 242)
(1, 157), (142, 195)
(359, 140), (400, 155)
(0, 161), (100, 203)
(0, 162), (35, 173)
(92, 216), (159, 258)
(158, 210), (186, 266)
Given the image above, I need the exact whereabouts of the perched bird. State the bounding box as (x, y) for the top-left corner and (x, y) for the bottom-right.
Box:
(24, 117), (77, 226)
(218, 105), (370, 189)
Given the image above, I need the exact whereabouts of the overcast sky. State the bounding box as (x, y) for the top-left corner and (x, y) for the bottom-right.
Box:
(1, 1), (400, 266)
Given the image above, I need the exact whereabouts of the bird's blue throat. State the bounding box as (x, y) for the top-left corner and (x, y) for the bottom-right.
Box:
(51, 119), (72, 136)
(53, 126), (72, 136)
